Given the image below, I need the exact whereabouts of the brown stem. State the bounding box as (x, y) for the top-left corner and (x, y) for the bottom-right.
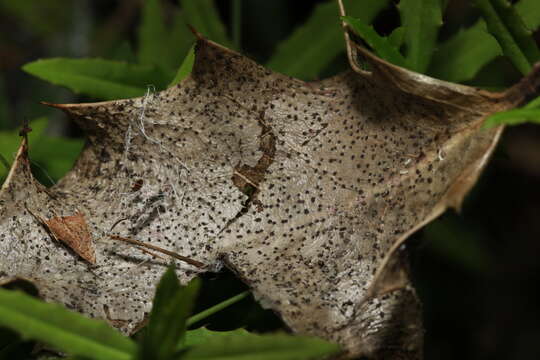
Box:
(109, 235), (206, 269)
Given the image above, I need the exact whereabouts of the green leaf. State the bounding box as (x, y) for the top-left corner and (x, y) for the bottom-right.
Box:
(138, 0), (173, 70)
(167, 11), (197, 68)
(169, 45), (195, 87)
(180, 0), (233, 48)
(0, 118), (84, 185)
(266, 0), (390, 80)
(109, 42), (138, 64)
(23, 58), (172, 100)
(516, 0), (540, 31)
(181, 330), (340, 360)
(524, 94), (540, 109)
(483, 107), (540, 128)
(494, 0), (540, 64)
(474, 0), (540, 75)
(388, 26), (406, 49)
(398, 0), (443, 73)
(342, 16), (408, 68)
(428, 20), (502, 82)
(32, 136), (84, 183)
(0, 288), (136, 360)
(181, 328), (250, 348)
(138, 267), (200, 360)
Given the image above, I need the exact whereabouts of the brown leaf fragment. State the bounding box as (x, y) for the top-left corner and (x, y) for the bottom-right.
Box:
(42, 211), (96, 264)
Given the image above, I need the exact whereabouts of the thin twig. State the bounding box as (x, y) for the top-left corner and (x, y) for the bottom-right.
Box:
(109, 234), (206, 268)
(109, 218), (129, 232)
(137, 247), (165, 260)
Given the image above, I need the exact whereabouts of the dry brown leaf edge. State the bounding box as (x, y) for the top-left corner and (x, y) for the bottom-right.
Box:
(1, 34), (540, 359)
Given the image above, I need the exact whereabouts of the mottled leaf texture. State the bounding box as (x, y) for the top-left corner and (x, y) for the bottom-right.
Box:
(2, 34), (540, 359)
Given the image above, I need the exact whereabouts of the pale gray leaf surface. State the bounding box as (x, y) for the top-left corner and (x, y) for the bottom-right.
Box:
(1, 37), (539, 359)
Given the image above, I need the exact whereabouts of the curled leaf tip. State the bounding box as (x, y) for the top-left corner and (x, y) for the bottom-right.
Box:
(40, 101), (68, 109)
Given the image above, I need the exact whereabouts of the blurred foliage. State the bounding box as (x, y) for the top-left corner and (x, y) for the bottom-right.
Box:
(342, 15), (409, 67)
(0, 0), (72, 36)
(473, 0), (540, 75)
(345, 0), (540, 129)
(398, 0), (444, 73)
(266, 0), (390, 79)
(428, 20), (502, 83)
(23, 59), (173, 100)
(0, 268), (340, 360)
(1, 0), (540, 359)
(346, 0), (540, 82)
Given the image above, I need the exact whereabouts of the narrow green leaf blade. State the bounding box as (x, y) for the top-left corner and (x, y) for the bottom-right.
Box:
(492, 0), (540, 64)
(428, 20), (503, 82)
(0, 288), (136, 360)
(22, 58), (172, 100)
(138, 0), (171, 69)
(182, 331), (340, 360)
(524, 94), (540, 109)
(181, 328), (250, 348)
(167, 11), (197, 67)
(483, 107), (540, 128)
(399, 0), (443, 72)
(169, 45), (195, 87)
(342, 16), (408, 68)
(138, 267), (200, 360)
(474, 0), (539, 75)
(180, 0), (232, 48)
(186, 291), (249, 327)
(266, 0), (390, 80)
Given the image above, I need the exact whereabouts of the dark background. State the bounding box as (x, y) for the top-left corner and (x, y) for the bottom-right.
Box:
(1, 1), (539, 359)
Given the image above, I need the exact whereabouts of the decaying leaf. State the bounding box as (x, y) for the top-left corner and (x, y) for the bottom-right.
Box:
(42, 211), (96, 265)
(1, 27), (540, 360)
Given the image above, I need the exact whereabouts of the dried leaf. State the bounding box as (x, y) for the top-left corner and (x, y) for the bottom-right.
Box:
(1, 33), (539, 360)
(43, 211), (96, 264)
